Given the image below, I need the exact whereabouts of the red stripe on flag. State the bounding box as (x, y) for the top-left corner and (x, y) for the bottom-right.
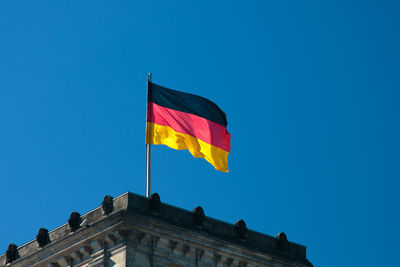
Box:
(147, 102), (231, 152)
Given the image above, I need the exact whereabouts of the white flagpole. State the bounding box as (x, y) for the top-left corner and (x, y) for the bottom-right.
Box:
(145, 73), (152, 197)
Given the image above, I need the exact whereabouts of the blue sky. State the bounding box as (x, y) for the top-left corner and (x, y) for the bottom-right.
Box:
(1, 1), (399, 266)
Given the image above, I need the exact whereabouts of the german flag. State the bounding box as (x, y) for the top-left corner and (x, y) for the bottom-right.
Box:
(146, 82), (231, 172)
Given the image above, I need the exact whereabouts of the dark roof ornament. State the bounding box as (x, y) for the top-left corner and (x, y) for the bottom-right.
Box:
(148, 193), (161, 212)
(5, 243), (19, 264)
(36, 228), (50, 248)
(234, 219), (247, 239)
(102, 195), (114, 216)
(276, 232), (289, 253)
(276, 232), (287, 241)
(192, 206), (205, 226)
(68, 212), (81, 232)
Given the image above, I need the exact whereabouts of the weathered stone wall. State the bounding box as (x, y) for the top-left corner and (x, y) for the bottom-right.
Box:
(0, 192), (312, 267)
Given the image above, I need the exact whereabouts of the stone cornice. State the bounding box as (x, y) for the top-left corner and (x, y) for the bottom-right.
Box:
(0, 192), (312, 267)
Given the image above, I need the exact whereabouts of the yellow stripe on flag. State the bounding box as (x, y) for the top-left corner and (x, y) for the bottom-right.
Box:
(146, 122), (229, 172)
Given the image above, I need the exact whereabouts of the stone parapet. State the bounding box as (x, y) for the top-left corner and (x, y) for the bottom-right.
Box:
(0, 192), (312, 267)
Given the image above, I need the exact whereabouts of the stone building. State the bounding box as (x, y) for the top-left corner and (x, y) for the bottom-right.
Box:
(0, 192), (313, 267)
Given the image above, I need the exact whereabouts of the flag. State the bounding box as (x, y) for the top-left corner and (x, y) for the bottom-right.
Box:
(146, 82), (231, 172)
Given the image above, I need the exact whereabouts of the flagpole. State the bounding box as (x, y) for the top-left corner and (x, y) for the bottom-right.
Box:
(145, 73), (152, 198)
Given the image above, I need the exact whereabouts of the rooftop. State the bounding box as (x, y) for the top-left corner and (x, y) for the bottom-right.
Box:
(1, 192), (312, 266)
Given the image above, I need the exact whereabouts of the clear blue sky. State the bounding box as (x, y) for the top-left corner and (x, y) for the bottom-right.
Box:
(1, 1), (399, 266)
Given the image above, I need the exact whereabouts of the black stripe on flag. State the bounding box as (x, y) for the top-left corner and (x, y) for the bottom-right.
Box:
(148, 82), (228, 127)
